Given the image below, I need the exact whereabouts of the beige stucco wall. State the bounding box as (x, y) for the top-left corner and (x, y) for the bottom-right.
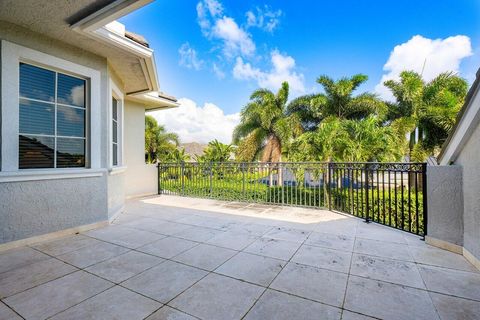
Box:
(124, 100), (157, 197)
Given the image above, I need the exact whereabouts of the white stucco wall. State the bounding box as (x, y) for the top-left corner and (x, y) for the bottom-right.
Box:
(0, 22), (112, 244)
(455, 122), (480, 261)
(124, 100), (157, 197)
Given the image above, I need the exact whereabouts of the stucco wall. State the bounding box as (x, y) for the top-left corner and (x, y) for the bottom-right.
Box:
(0, 175), (107, 244)
(0, 21), (110, 168)
(107, 172), (125, 219)
(426, 166), (464, 246)
(124, 100), (157, 197)
(456, 122), (480, 260)
(0, 22), (111, 244)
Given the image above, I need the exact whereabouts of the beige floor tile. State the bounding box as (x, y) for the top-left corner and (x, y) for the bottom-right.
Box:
(172, 243), (237, 271)
(56, 241), (129, 268)
(169, 273), (263, 320)
(215, 252), (285, 286)
(4, 271), (113, 320)
(50, 285), (161, 320)
(86, 251), (164, 283)
(137, 237), (198, 259)
(292, 245), (352, 273)
(270, 262), (348, 307)
(122, 260), (207, 303)
(244, 289), (341, 320)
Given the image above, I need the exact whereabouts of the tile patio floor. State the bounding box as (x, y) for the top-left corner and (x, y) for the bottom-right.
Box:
(0, 195), (479, 320)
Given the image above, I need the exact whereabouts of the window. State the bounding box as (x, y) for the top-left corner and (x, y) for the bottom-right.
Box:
(19, 63), (86, 169)
(112, 97), (119, 166)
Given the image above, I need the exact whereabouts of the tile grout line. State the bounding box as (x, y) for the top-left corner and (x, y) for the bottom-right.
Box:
(239, 229), (313, 319)
(339, 221), (358, 319)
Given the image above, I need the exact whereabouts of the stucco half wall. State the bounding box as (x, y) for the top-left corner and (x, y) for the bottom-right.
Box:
(426, 165), (464, 252)
(124, 100), (158, 198)
(0, 174), (108, 244)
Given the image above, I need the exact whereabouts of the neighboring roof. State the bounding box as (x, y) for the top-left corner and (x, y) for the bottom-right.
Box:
(125, 30), (149, 47)
(438, 68), (480, 165)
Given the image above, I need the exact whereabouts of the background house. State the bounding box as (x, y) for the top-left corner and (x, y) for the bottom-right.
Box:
(0, 0), (178, 247)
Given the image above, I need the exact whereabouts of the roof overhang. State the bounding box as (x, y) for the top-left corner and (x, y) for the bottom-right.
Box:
(127, 92), (180, 111)
(70, 0), (160, 93)
(438, 68), (480, 165)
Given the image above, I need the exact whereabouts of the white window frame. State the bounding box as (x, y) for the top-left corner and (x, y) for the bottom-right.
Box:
(109, 78), (124, 169)
(0, 40), (102, 175)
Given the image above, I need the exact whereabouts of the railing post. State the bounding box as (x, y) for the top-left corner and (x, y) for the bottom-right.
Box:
(422, 163), (428, 239)
(241, 163), (246, 201)
(364, 163), (370, 223)
(181, 162), (185, 196)
(327, 162), (332, 211)
(209, 162), (213, 196)
(157, 163), (161, 195)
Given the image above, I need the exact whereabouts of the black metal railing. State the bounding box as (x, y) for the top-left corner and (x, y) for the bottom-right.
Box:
(158, 162), (427, 235)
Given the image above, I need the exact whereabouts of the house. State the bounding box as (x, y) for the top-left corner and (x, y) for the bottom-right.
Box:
(0, 0), (178, 248)
(427, 67), (480, 270)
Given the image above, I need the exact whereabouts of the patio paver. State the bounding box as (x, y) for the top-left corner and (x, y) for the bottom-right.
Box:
(270, 262), (348, 307)
(0, 195), (478, 320)
(122, 260), (207, 303)
(146, 306), (197, 320)
(85, 251), (164, 283)
(344, 275), (439, 320)
(244, 289), (341, 320)
(49, 285), (160, 320)
(3, 271), (113, 320)
(169, 273), (263, 320)
(215, 252), (285, 286)
(172, 243), (237, 271)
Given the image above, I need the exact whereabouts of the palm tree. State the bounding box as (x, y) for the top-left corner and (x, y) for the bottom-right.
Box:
(384, 71), (468, 160)
(287, 74), (386, 131)
(145, 115), (179, 163)
(290, 116), (402, 163)
(233, 82), (302, 162)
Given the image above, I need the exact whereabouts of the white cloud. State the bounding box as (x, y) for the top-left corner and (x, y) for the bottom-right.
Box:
(246, 6), (282, 32)
(196, 0), (255, 58)
(233, 50), (305, 95)
(149, 98), (240, 144)
(213, 63), (225, 79)
(178, 42), (204, 70)
(375, 35), (473, 100)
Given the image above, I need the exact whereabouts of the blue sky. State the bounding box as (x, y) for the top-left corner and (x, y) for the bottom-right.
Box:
(120, 0), (480, 143)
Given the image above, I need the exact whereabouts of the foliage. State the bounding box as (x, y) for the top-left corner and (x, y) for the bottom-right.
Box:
(289, 116), (404, 162)
(384, 71), (468, 160)
(287, 74), (387, 132)
(233, 82), (303, 162)
(145, 115), (179, 163)
(166, 148), (191, 162)
(195, 139), (235, 162)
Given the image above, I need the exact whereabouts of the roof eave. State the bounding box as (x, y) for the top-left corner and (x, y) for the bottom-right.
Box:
(70, 0), (160, 93)
(127, 93), (180, 110)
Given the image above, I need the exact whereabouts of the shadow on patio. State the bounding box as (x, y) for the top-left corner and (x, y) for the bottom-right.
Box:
(0, 195), (479, 320)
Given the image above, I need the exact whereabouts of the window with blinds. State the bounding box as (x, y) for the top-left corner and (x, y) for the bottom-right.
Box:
(112, 97), (118, 166)
(19, 63), (87, 169)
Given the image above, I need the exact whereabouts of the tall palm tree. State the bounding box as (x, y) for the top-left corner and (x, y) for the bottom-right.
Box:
(290, 116), (402, 163)
(233, 82), (302, 162)
(287, 74), (386, 131)
(384, 71), (468, 160)
(145, 115), (179, 163)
